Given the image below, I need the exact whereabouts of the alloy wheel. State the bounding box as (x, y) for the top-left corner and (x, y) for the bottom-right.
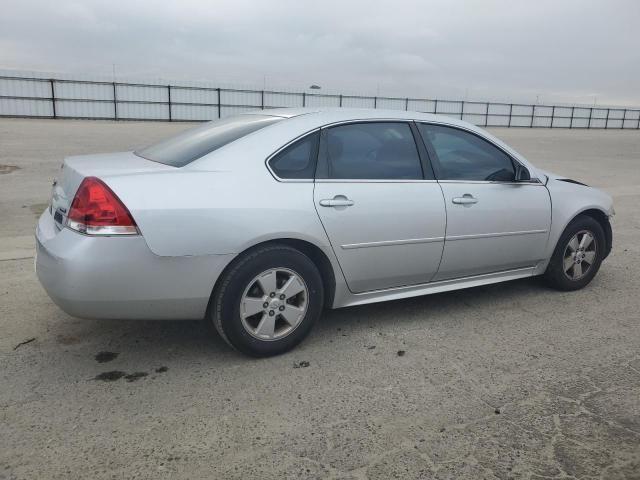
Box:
(239, 268), (309, 341)
(562, 230), (597, 281)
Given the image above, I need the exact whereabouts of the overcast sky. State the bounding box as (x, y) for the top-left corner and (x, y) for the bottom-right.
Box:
(1, 0), (638, 106)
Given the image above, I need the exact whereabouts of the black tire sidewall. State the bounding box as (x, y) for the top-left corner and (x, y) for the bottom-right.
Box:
(214, 246), (324, 357)
(545, 215), (605, 291)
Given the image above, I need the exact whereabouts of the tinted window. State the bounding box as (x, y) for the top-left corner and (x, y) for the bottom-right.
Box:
(269, 131), (319, 179)
(136, 114), (282, 167)
(320, 122), (423, 180)
(417, 124), (515, 181)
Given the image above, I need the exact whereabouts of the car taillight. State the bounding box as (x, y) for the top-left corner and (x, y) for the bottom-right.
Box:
(66, 177), (138, 235)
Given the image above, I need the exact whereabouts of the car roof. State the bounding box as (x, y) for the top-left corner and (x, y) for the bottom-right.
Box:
(191, 107), (542, 181)
(244, 107), (463, 125)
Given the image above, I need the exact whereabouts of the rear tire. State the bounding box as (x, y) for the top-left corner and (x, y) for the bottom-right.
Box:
(210, 244), (324, 357)
(543, 215), (605, 291)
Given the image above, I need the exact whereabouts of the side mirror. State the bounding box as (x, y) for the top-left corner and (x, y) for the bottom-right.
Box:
(515, 165), (531, 182)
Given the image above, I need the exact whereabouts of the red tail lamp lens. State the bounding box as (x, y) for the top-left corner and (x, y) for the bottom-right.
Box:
(67, 177), (138, 235)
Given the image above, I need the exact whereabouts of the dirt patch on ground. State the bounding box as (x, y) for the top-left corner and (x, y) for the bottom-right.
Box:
(0, 164), (20, 174)
(56, 334), (81, 345)
(95, 351), (119, 363)
(94, 371), (126, 382)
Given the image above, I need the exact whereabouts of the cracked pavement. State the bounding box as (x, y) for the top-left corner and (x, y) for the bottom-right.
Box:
(1, 120), (639, 479)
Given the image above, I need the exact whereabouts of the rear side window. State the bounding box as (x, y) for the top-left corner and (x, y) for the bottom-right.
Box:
(417, 123), (515, 181)
(268, 131), (319, 179)
(318, 122), (423, 180)
(136, 114), (282, 167)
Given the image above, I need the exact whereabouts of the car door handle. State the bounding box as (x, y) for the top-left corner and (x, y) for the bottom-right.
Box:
(452, 194), (478, 205)
(319, 196), (354, 208)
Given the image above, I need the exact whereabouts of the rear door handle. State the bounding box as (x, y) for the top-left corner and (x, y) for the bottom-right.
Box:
(319, 196), (354, 208)
(452, 194), (478, 205)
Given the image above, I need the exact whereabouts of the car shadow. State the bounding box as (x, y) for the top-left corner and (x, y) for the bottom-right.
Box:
(45, 277), (550, 365)
(314, 276), (549, 335)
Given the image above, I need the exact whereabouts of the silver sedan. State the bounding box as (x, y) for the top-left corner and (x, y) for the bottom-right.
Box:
(36, 108), (614, 356)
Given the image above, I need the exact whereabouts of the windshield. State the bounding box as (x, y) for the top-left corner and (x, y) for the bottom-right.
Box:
(135, 114), (282, 167)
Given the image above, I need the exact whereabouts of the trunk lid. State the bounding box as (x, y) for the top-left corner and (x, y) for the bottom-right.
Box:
(50, 152), (173, 230)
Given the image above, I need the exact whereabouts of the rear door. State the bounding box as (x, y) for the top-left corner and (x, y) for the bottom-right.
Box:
(416, 123), (551, 281)
(313, 121), (446, 293)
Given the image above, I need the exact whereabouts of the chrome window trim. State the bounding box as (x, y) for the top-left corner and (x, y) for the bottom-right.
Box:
(415, 119), (516, 157)
(265, 117), (542, 184)
(265, 128), (320, 183)
(437, 179), (542, 186)
(315, 179), (438, 184)
(414, 120), (541, 183)
(321, 118), (417, 128)
(317, 119), (427, 181)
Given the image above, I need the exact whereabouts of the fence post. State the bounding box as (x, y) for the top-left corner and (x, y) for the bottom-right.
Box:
(605, 108), (610, 129)
(637, 111), (640, 129)
(373, 96), (377, 108)
(49, 79), (56, 119)
(530, 105), (535, 128)
(339, 94), (343, 107)
(261, 90), (264, 110)
(460, 100), (464, 120)
(167, 85), (172, 122)
(433, 99), (438, 114)
(217, 88), (221, 118)
(551, 106), (555, 128)
(405, 97), (409, 110)
(588, 107), (593, 128)
(621, 109), (626, 129)
(485, 102), (489, 127)
(302, 92), (306, 107)
(112, 82), (117, 120)
(570, 106), (574, 128)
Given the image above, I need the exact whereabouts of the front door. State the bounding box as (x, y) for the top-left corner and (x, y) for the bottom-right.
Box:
(416, 123), (552, 281)
(313, 121), (446, 293)
(436, 182), (551, 280)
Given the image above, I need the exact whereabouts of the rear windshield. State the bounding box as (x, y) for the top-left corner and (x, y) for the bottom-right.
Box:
(135, 114), (282, 167)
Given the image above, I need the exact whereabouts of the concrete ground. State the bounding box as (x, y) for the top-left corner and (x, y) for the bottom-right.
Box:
(1, 118), (639, 480)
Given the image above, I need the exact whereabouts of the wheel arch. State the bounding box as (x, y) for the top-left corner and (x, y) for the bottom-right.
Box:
(552, 207), (612, 261)
(208, 238), (338, 316)
(577, 208), (612, 258)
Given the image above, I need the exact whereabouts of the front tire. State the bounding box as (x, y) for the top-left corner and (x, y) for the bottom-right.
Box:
(210, 244), (324, 357)
(543, 215), (605, 291)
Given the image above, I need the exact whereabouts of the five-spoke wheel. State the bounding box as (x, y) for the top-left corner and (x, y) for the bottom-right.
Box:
(544, 215), (605, 291)
(562, 230), (597, 281)
(210, 244), (323, 357)
(240, 268), (308, 340)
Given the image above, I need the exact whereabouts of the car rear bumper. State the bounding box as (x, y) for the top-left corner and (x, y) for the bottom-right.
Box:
(35, 209), (233, 320)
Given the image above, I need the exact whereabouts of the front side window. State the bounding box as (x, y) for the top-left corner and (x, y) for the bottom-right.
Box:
(136, 114), (282, 167)
(319, 122), (423, 180)
(417, 124), (515, 181)
(268, 131), (319, 179)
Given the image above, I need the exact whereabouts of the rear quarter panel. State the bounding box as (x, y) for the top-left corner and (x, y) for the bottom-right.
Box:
(105, 168), (331, 258)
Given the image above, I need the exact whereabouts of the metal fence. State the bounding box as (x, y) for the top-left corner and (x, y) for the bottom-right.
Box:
(1, 73), (640, 129)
